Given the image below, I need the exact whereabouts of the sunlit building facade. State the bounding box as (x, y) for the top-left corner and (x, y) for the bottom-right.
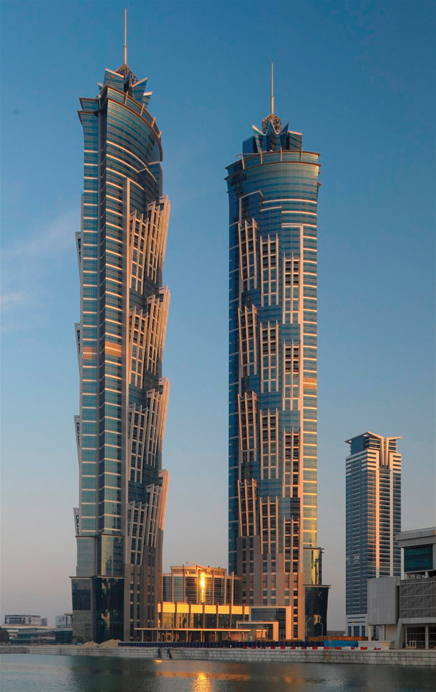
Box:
(162, 564), (242, 606)
(226, 99), (324, 639)
(71, 54), (170, 642)
(345, 432), (402, 636)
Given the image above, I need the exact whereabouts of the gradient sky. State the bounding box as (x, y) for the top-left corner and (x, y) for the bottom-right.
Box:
(1, 0), (435, 630)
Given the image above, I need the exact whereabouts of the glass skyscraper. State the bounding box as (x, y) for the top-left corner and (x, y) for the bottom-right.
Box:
(345, 432), (402, 637)
(71, 50), (170, 643)
(226, 94), (323, 639)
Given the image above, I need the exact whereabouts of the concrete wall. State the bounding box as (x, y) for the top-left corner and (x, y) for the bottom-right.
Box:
(368, 577), (399, 625)
(3, 645), (435, 666)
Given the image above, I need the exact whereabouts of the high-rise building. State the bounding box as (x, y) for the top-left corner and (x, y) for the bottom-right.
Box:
(226, 73), (326, 639)
(345, 431), (402, 637)
(71, 33), (170, 643)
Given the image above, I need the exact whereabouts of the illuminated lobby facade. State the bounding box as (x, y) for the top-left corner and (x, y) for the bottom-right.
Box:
(137, 564), (250, 643)
(71, 54), (170, 642)
(226, 96), (326, 639)
(162, 564), (243, 606)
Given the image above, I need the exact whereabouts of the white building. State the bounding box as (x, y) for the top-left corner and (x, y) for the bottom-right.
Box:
(55, 613), (73, 629)
(4, 614), (47, 626)
(368, 527), (436, 648)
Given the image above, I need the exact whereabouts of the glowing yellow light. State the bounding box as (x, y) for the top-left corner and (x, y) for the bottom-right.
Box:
(200, 572), (206, 589)
(154, 659), (162, 663)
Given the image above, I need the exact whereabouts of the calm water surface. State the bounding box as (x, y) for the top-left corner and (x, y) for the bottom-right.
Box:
(0, 654), (434, 692)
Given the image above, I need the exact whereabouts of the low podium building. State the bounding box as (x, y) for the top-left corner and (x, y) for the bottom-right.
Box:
(137, 564), (249, 642)
(136, 563), (326, 641)
(368, 527), (436, 648)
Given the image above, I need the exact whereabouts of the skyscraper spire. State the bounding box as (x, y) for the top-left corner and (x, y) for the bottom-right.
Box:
(123, 8), (128, 65)
(270, 62), (274, 115)
(262, 63), (282, 134)
(116, 8), (138, 85)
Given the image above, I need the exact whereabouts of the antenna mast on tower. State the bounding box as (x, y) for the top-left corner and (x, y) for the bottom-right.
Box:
(123, 8), (128, 64)
(270, 62), (274, 114)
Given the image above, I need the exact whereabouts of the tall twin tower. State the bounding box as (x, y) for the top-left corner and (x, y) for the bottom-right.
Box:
(227, 97), (323, 640)
(72, 55), (170, 642)
(72, 49), (324, 642)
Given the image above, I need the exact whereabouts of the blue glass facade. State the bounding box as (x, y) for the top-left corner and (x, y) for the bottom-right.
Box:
(226, 111), (320, 639)
(72, 61), (170, 642)
(404, 545), (433, 573)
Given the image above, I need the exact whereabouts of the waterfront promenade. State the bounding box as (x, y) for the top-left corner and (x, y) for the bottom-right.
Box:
(1, 645), (435, 666)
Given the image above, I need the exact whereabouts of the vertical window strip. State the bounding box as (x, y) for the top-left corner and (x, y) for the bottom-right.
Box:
(128, 381), (169, 482)
(129, 289), (169, 385)
(237, 478), (258, 539)
(238, 305), (258, 377)
(282, 340), (302, 410)
(282, 254), (292, 323)
(282, 429), (291, 497)
(238, 219), (258, 293)
(129, 198), (170, 292)
(282, 342), (291, 410)
(238, 392), (258, 465)
(260, 234), (279, 307)
(261, 321), (279, 392)
(260, 408), (279, 480)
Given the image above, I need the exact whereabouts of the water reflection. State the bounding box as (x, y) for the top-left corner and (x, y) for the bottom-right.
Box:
(155, 670), (250, 681)
(192, 672), (213, 692)
(0, 655), (435, 692)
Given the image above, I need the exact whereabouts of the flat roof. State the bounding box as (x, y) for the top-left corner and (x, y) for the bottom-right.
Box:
(345, 432), (402, 444)
(396, 527), (436, 545)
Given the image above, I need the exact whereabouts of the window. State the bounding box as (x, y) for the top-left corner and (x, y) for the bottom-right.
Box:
(404, 545), (433, 573)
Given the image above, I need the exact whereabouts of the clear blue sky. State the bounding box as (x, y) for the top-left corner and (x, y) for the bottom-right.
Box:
(1, 0), (435, 629)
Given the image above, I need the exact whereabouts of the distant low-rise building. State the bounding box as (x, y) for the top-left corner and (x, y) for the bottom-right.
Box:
(54, 613), (73, 644)
(3, 614), (53, 644)
(55, 613), (73, 629)
(4, 615), (47, 626)
(3, 613), (74, 645)
(368, 527), (436, 648)
(4, 626), (55, 645)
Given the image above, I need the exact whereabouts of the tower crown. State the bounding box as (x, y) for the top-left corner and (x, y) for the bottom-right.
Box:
(262, 112), (282, 134)
(115, 63), (139, 85)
